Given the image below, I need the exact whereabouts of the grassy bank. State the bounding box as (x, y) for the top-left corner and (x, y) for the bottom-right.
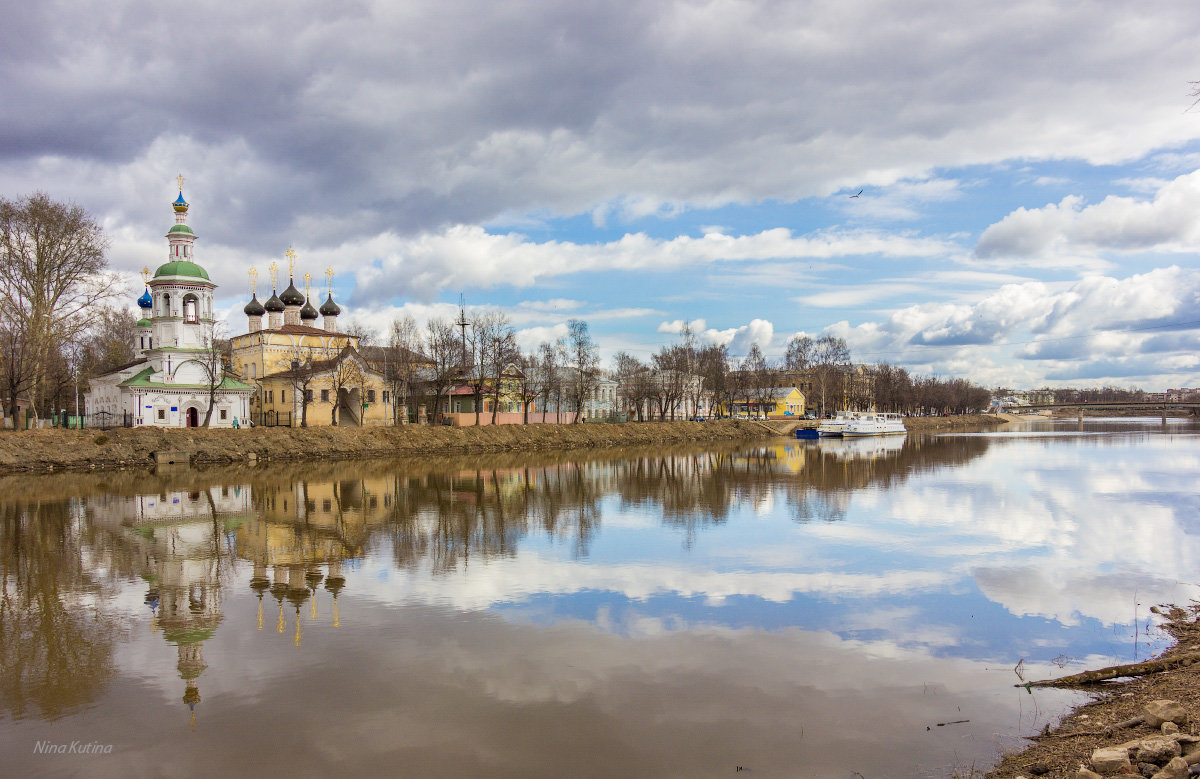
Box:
(0, 419), (778, 474)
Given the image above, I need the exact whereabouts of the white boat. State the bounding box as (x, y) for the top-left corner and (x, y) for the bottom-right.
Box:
(816, 410), (862, 437)
(841, 412), (906, 437)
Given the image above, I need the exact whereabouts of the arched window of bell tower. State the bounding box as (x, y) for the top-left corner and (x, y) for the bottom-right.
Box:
(183, 294), (199, 324)
(162, 293), (171, 316)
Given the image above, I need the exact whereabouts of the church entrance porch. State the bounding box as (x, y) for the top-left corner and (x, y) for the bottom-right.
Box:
(336, 388), (361, 426)
(186, 407), (199, 427)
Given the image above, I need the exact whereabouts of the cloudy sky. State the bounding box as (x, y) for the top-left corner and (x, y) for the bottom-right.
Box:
(3, 0), (1200, 389)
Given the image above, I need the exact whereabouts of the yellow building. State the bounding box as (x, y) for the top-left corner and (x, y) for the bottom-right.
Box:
(256, 345), (392, 427)
(230, 260), (392, 426)
(722, 387), (806, 418)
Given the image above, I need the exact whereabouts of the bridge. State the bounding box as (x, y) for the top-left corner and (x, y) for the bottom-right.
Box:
(1006, 400), (1200, 416)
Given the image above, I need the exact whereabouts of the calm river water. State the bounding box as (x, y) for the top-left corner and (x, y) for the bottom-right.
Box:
(1, 418), (1198, 777)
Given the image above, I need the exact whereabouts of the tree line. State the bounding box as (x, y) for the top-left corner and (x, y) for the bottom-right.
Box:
(370, 310), (602, 425)
(609, 329), (992, 419)
(0, 194), (135, 424)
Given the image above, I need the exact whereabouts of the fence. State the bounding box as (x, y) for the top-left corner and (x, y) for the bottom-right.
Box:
(442, 411), (634, 426)
(83, 411), (134, 429)
(253, 410), (293, 427)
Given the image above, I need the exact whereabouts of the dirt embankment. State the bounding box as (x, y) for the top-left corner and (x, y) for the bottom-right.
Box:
(0, 420), (778, 474)
(903, 413), (1008, 433)
(988, 606), (1200, 778)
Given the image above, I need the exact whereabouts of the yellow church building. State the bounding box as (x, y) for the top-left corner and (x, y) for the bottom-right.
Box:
(229, 255), (392, 427)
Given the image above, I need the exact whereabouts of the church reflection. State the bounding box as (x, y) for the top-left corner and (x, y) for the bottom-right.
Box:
(33, 434), (995, 725)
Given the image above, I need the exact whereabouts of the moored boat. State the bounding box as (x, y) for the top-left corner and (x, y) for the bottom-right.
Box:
(841, 412), (906, 437)
(817, 410), (862, 437)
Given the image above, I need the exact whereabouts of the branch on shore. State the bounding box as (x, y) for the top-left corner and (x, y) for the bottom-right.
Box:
(1017, 651), (1200, 688)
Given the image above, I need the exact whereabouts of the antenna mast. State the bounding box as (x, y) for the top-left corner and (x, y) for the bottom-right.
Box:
(456, 293), (470, 369)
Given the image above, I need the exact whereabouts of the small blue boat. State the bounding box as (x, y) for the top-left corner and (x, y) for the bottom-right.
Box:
(795, 428), (820, 440)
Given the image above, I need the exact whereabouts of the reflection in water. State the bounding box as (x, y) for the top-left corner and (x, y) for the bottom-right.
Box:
(2, 436), (987, 727)
(0, 423), (1197, 776)
(0, 499), (118, 720)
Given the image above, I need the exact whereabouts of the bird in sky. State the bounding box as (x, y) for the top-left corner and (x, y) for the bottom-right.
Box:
(849, 189), (863, 198)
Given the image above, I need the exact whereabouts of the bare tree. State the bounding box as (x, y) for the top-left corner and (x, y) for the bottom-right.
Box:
(652, 345), (686, 420)
(612, 351), (648, 421)
(465, 312), (487, 425)
(740, 345), (770, 419)
(697, 344), (730, 418)
(282, 348), (318, 427)
(679, 324), (705, 419)
(811, 335), (851, 416)
(385, 314), (422, 424)
(784, 334), (814, 372)
(328, 351), (365, 426)
(475, 312), (517, 424)
(77, 306), (137, 378)
(565, 319), (599, 423)
(0, 193), (116, 424)
(538, 340), (564, 422)
(0, 319), (33, 427)
(424, 318), (461, 424)
(340, 318), (376, 347)
(516, 351), (539, 424)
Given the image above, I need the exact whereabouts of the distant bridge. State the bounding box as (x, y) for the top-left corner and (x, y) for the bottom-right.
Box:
(1007, 400), (1200, 415)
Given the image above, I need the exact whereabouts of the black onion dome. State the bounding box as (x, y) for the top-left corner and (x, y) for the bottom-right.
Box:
(319, 293), (341, 316)
(243, 293), (266, 316)
(264, 292), (285, 312)
(299, 298), (319, 321)
(279, 280), (305, 306)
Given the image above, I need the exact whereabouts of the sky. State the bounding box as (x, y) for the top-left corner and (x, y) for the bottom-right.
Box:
(2, 0), (1200, 390)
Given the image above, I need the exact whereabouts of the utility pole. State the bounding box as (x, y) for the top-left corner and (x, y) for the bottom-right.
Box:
(456, 293), (470, 370)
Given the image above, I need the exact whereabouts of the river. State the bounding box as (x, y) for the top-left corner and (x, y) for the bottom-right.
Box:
(0, 417), (1197, 777)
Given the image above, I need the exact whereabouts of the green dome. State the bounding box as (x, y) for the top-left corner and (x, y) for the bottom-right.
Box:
(166, 224), (195, 237)
(153, 260), (210, 280)
(136, 318), (152, 327)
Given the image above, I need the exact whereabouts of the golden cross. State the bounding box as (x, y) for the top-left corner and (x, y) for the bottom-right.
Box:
(248, 266), (258, 294)
(285, 247), (296, 279)
(176, 173), (185, 191)
(141, 266), (151, 284)
(268, 261), (279, 291)
(325, 266), (335, 295)
(302, 271), (312, 297)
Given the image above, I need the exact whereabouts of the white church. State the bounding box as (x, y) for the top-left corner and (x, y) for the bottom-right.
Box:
(87, 184), (253, 427)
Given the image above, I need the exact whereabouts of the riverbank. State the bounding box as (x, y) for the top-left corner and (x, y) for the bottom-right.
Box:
(904, 413), (1010, 432)
(0, 419), (779, 474)
(987, 605), (1200, 777)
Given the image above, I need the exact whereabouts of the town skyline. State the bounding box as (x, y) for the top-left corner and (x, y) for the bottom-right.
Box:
(2, 1), (1199, 390)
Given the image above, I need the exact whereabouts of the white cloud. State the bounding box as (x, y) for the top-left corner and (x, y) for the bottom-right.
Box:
(825, 267), (1200, 387)
(975, 170), (1200, 261)
(350, 226), (956, 303)
(656, 318), (707, 334)
(700, 318), (775, 355)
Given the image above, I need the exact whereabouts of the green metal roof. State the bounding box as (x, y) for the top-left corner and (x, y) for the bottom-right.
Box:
(166, 224), (195, 236)
(153, 260), (210, 280)
(117, 367), (154, 387)
(135, 318), (152, 327)
(118, 366), (253, 391)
